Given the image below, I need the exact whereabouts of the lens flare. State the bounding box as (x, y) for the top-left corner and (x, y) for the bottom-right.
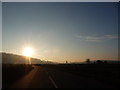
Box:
(23, 47), (33, 57)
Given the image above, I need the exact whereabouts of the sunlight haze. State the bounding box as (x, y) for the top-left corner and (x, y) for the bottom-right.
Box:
(2, 2), (118, 62)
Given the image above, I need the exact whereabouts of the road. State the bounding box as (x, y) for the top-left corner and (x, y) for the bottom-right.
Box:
(11, 65), (114, 88)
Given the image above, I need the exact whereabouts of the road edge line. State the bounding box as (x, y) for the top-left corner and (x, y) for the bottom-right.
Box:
(49, 76), (58, 88)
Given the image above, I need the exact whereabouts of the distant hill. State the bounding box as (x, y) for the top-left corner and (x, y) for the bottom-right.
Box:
(1, 52), (53, 64)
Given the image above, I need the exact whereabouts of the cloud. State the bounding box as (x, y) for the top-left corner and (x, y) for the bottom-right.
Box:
(104, 35), (119, 39)
(76, 34), (118, 42)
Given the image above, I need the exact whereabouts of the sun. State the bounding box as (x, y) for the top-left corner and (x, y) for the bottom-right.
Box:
(23, 47), (33, 57)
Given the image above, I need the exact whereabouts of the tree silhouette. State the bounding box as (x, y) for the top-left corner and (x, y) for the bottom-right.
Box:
(86, 58), (90, 64)
(66, 61), (68, 64)
(96, 60), (104, 64)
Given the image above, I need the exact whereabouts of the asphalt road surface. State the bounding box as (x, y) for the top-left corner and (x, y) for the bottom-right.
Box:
(11, 65), (115, 88)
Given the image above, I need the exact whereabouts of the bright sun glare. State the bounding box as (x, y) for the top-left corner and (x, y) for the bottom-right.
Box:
(23, 47), (33, 57)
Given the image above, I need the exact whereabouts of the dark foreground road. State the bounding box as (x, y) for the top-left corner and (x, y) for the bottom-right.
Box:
(11, 65), (116, 88)
(11, 66), (54, 88)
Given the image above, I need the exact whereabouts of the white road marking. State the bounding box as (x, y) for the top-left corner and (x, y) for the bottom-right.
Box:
(49, 76), (58, 88)
(44, 69), (58, 88)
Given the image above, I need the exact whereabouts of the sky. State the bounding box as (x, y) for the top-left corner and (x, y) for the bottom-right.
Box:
(0, 2), (2, 63)
(1, 0), (120, 2)
(2, 2), (119, 63)
(0, 3), (1, 50)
